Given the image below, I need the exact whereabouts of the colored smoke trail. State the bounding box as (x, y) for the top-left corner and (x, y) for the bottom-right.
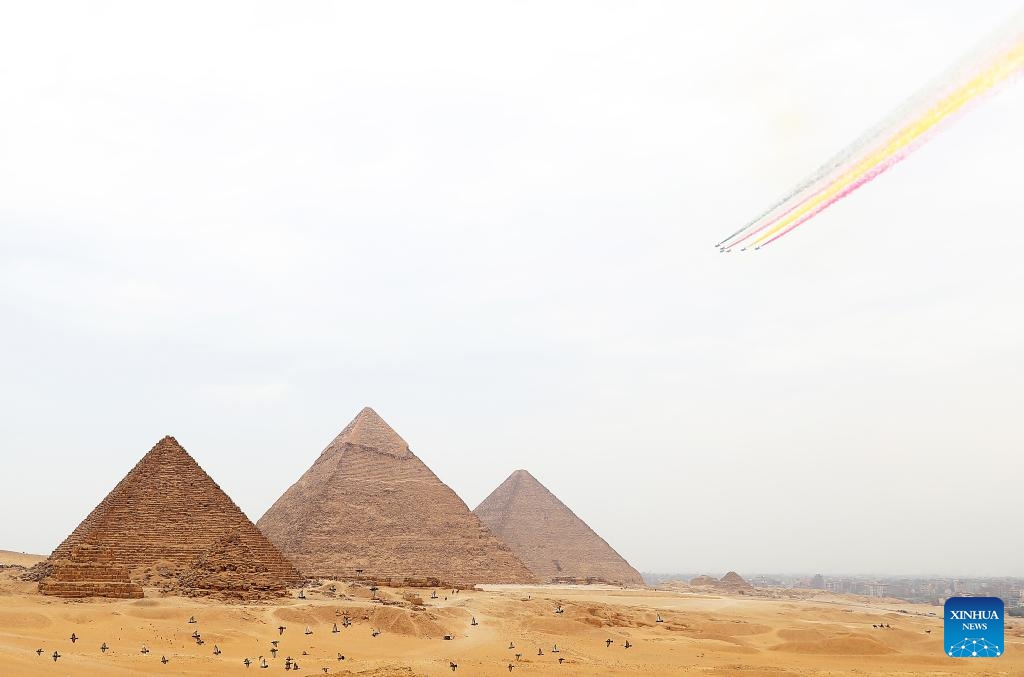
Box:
(720, 11), (1024, 252)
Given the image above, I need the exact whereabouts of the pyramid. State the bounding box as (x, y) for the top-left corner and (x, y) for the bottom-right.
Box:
(720, 571), (752, 589)
(37, 544), (143, 599)
(40, 436), (302, 598)
(473, 469), (643, 585)
(257, 407), (536, 587)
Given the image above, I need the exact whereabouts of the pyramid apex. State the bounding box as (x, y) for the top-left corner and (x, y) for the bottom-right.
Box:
(508, 469), (540, 486)
(325, 407), (410, 458)
(147, 435), (187, 453)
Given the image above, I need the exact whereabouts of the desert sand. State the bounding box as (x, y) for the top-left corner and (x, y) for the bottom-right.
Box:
(1, 563), (1021, 676)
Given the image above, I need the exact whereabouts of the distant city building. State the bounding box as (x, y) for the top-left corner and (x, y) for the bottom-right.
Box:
(864, 582), (889, 598)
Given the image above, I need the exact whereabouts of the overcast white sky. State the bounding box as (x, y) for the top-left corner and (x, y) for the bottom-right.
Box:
(2, 1), (1022, 577)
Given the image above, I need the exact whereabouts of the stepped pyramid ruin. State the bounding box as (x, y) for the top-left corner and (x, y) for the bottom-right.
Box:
(257, 407), (536, 587)
(39, 436), (302, 598)
(474, 469), (643, 585)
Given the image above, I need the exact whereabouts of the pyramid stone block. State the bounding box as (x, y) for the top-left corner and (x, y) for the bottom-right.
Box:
(474, 469), (643, 585)
(257, 407), (536, 587)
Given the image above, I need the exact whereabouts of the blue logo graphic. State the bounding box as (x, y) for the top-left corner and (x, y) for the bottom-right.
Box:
(944, 596), (1003, 658)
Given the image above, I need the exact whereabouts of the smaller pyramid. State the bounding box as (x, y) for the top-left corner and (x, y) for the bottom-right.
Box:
(37, 544), (143, 599)
(40, 436), (302, 598)
(689, 572), (753, 591)
(474, 469), (643, 585)
(720, 571), (752, 589)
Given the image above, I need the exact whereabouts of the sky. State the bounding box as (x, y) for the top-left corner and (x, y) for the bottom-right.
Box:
(1, 1), (1022, 577)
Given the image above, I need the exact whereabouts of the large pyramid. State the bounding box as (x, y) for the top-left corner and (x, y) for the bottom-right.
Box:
(40, 436), (302, 598)
(257, 407), (536, 587)
(474, 469), (644, 585)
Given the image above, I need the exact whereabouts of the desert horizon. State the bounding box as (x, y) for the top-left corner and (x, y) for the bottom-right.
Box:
(3, 549), (1021, 677)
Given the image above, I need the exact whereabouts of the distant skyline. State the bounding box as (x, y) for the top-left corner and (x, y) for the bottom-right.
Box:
(2, 1), (1022, 576)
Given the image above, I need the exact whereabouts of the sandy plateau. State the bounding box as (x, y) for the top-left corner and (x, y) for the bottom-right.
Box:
(1, 555), (1021, 676)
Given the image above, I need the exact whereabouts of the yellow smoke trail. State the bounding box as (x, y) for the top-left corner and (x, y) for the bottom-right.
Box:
(744, 32), (1024, 248)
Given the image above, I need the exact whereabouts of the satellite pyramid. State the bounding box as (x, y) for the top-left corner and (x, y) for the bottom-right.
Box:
(474, 469), (643, 585)
(257, 407), (536, 587)
(40, 436), (302, 598)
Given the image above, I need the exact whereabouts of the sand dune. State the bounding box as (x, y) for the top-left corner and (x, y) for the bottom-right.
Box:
(0, 568), (1020, 676)
(0, 550), (45, 567)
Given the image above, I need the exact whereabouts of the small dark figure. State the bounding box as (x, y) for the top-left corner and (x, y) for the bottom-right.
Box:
(471, 617), (478, 626)
(624, 640), (632, 649)
(656, 614), (664, 623)
(271, 648), (278, 658)
(161, 655), (169, 664)
(508, 641), (515, 649)
(508, 663), (514, 672)
(558, 657), (565, 664)
(197, 638), (205, 646)
(537, 648), (544, 656)
(302, 651), (309, 656)
(36, 648), (44, 656)
(323, 669), (330, 674)
(605, 638), (613, 647)
(515, 653), (522, 660)
(52, 651), (61, 662)
(141, 646), (150, 654)
(372, 628), (381, 637)
(552, 644), (559, 653)
(213, 645), (221, 655)
(305, 626), (313, 635)
(70, 633), (78, 643)
(332, 623), (340, 633)
(431, 591), (438, 599)
(244, 657), (252, 667)
(449, 661), (458, 671)
(925, 629), (932, 634)
(101, 642), (109, 653)
(278, 625), (286, 635)
(337, 653), (345, 661)
(260, 656), (269, 669)
(271, 640), (279, 647)
(293, 662), (300, 670)
(189, 616), (196, 623)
